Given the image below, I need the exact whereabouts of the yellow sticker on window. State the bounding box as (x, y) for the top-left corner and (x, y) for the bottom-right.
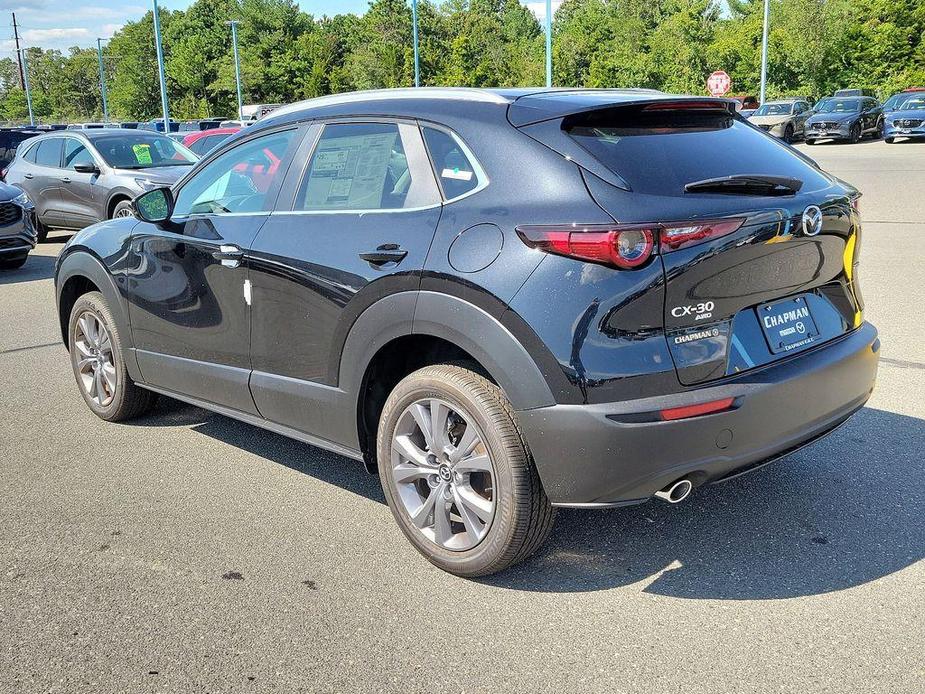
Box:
(132, 143), (153, 165)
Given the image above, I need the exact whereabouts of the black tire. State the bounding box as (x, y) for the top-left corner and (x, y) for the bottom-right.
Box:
(377, 363), (555, 577)
(805, 138), (816, 145)
(849, 123), (861, 144)
(36, 219), (49, 242)
(885, 137), (895, 144)
(0, 254), (27, 270)
(68, 291), (157, 422)
(783, 124), (794, 144)
(111, 199), (134, 219)
(875, 119), (884, 139)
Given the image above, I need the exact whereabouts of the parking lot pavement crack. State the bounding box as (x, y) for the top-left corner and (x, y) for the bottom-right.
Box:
(0, 342), (59, 356)
(879, 357), (925, 371)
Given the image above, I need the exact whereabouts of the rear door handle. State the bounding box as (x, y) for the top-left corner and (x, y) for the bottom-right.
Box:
(359, 244), (408, 265)
(212, 244), (244, 268)
(59, 177), (71, 183)
(23, 173), (33, 179)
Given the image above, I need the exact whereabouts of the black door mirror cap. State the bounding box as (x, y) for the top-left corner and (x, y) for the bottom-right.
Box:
(73, 163), (99, 174)
(132, 187), (175, 224)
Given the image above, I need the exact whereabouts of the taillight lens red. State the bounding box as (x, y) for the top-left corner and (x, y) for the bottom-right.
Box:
(516, 218), (744, 269)
(516, 225), (655, 269)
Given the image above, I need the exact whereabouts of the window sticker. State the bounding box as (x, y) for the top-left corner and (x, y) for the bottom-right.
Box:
(303, 132), (398, 209)
(132, 143), (153, 165)
(441, 167), (473, 181)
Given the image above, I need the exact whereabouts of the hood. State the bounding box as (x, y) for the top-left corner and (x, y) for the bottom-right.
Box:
(807, 112), (857, 123)
(113, 164), (192, 185)
(887, 108), (925, 120)
(0, 181), (24, 202)
(748, 114), (790, 126)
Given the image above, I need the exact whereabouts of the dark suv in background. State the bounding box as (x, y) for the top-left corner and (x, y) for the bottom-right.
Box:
(805, 96), (884, 143)
(54, 88), (879, 576)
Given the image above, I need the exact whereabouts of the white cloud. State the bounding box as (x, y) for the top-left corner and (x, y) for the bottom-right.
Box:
(22, 27), (91, 42)
(526, 0), (564, 22)
(101, 23), (125, 38)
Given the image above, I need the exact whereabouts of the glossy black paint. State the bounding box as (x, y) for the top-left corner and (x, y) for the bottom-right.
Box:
(54, 88), (878, 505)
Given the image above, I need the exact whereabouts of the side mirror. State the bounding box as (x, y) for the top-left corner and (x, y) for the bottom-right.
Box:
(73, 162), (99, 174)
(132, 187), (174, 223)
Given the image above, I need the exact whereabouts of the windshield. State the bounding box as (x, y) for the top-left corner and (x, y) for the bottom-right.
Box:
(753, 103), (793, 116)
(900, 97), (925, 111)
(816, 99), (862, 114)
(92, 133), (197, 169)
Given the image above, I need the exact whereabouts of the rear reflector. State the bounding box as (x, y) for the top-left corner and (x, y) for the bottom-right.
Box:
(659, 397), (736, 421)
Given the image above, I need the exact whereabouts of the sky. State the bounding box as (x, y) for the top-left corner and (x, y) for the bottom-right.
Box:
(0, 0), (563, 59)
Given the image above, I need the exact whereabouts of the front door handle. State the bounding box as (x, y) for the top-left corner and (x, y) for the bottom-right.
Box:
(359, 244), (408, 266)
(212, 244), (243, 268)
(59, 177), (71, 183)
(23, 173), (33, 179)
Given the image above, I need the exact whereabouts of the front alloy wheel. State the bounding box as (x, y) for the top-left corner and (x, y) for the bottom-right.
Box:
(74, 310), (117, 407)
(390, 398), (496, 551)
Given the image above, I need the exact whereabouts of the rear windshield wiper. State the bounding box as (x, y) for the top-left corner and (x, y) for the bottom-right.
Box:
(684, 174), (803, 196)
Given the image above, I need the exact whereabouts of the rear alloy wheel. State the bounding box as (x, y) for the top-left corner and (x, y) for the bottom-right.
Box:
(68, 292), (156, 421)
(112, 200), (134, 219)
(378, 364), (554, 577)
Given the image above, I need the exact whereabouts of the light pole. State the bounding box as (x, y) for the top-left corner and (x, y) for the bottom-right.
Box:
(411, 0), (420, 87)
(759, 0), (770, 104)
(152, 0), (171, 132)
(227, 21), (244, 121)
(545, 0), (552, 87)
(19, 49), (34, 126)
(97, 38), (109, 123)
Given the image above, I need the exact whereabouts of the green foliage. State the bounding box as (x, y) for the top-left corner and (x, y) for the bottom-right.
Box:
(0, 0), (922, 123)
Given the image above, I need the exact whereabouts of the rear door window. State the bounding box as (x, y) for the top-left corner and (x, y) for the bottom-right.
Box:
(565, 105), (831, 197)
(34, 138), (63, 168)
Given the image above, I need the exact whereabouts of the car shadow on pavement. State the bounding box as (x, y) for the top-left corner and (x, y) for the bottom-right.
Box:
(134, 399), (386, 504)
(0, 253), (57, 285)
(484, 406), (925, 599)
(132, 401), (923, 599)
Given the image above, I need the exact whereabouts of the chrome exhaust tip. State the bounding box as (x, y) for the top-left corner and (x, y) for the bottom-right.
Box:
(654, 479), (693, 504)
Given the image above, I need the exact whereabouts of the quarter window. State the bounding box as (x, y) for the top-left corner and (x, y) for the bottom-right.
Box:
(173, 129), (296, 216)
(297, 122), (438, 211)
(421, 127), (481, 200)
(34, 139), (63, 168)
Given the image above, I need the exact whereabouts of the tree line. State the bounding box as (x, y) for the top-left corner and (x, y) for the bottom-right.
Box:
(0, 0), (922, 123)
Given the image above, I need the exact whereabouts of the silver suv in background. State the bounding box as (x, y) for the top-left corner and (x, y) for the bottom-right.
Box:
(747, 98), (812, 142)
(4, 129), (197, 240)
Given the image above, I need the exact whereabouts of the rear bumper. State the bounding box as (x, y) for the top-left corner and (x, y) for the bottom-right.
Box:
(517, 322), (879, 506)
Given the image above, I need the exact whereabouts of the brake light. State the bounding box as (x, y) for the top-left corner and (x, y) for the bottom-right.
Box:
(516, 224), (655, 269)
(659, 397), (735, 421)
(659, 219), (744, 252)
(643, 100), (730, 111)
(517, 218), (744, 267)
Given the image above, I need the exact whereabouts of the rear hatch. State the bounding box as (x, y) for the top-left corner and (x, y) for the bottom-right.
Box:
(516, 95), (863, 386)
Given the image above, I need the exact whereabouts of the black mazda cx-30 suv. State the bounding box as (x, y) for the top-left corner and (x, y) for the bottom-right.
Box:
(54, 88), (878, 576)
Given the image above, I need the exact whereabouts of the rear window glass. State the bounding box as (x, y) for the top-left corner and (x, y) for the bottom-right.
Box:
(422, 127), (481, 200)
(565, 105), (830, 196)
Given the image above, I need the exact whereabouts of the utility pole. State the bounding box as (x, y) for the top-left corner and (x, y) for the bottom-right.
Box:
(759, 0), (770, 105)
(97, 38), (109, 123)
(227, 21), (243, 121)
(19, 49), (34, 126)
(411, 0), (420, 87)
(152, 0), (171, 132)
(545, 0), (552, 88)
(12, 13), (24, 90)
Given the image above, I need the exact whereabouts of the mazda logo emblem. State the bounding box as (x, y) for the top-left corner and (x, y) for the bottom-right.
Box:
(802, 205), (823, 236)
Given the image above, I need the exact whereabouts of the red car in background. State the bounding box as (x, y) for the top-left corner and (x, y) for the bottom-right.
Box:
(182, 127), (241, 156)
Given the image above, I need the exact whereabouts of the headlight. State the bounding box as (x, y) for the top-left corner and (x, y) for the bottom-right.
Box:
(134, 178), (161, 191)
(12, 190), (31, 207)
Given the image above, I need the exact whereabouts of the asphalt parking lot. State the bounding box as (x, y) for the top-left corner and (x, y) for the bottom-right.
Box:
(1, 139), (923, 693)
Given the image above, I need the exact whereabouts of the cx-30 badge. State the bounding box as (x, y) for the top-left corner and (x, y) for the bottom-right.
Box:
(801, 205), (823, 236)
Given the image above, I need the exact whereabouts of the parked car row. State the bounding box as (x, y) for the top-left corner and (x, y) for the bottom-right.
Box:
(746, 88), (925, 145)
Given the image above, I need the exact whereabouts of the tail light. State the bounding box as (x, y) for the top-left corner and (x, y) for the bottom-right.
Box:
(516, 224), (655, 269)
(516, 218), (744, 268)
